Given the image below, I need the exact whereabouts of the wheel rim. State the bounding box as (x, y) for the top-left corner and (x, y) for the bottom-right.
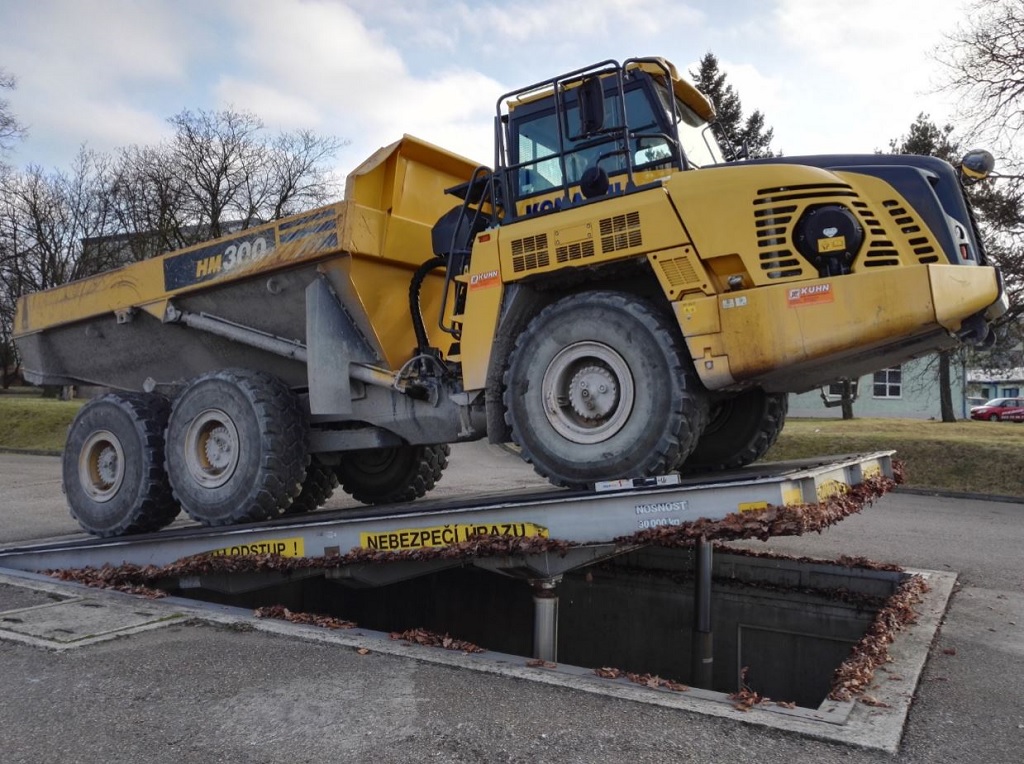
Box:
(184, 409), (240, 488)
(78, 430), (125, 503)
(541, 341), (635, 444)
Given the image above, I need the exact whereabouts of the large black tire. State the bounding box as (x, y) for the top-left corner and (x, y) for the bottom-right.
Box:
(165, 369), (308, 526)
(62, 393), (179, 537)
(683, 389), (788, 472)
(503, 291), (708, 487)
(284, 460), (339, 515)
(336, 444), (449, 505)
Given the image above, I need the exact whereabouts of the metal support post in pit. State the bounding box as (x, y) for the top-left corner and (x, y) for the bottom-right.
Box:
(691, 536), (714, 688)
(531, 577), (561, 662)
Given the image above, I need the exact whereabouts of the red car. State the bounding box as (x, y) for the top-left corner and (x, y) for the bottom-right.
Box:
(970, 397), (1024, 422)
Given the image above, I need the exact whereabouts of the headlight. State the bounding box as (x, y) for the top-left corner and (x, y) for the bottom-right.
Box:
(793, 204), (864, 277)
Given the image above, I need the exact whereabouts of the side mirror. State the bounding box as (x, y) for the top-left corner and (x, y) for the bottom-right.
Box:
(578, 76), (606, 137)
(960, 149), (995, 183)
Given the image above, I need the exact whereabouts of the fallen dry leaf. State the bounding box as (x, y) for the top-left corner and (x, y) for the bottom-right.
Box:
(526, 659), (557, 669)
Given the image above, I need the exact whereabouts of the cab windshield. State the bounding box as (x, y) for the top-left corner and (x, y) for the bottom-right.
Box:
(508, 72), (725, 205)
(653, 81), (725, 168)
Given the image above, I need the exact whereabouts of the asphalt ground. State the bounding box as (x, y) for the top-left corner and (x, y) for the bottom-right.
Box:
(1, 444), (1023, 763)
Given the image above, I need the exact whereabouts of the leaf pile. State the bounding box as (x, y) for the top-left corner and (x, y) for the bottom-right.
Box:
(50, 563), (168, 598)
(616, 471), (898, 547)
(254, 604), (356, 630)
(592, 666), (689, 692)
(728, 685), (766, 712)
(389, 627), (486, 653)
(828, 574), (930, 701)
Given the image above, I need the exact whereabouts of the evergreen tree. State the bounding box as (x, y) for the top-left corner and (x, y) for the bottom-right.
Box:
(690, 53), (775, 158)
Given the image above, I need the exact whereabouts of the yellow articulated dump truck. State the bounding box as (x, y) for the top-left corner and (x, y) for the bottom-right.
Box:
(14, 57), (1007, 537)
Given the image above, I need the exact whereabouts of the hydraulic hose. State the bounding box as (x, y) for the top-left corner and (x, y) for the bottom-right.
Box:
(408, 256), (447, 353)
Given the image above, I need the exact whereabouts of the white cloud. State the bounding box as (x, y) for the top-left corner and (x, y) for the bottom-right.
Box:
(768, 0), (966, 154)
(0, 0), (215, 166)
(213, 0), (504, 173)
(0, 0), (995, 179)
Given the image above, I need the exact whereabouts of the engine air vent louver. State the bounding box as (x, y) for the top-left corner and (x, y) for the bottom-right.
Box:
(510, 234), (550, 273)
(656, 253), (701, 288)
(599, 211), (642, 253)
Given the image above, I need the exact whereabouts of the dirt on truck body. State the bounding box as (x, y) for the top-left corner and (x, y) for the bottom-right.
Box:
(14, 57), (1007, 537)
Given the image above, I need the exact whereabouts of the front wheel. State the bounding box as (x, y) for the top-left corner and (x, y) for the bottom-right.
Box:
(989, 414), (1000, 422)
(165, 369), (308, 526)
(62, 393), (179, 537)
(336, 444), (449, 505)
(683, 389), (788, 472)
(503, 291), (708, 487)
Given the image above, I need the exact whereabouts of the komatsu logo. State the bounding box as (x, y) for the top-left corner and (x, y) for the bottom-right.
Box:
(523, 182), (624, 215)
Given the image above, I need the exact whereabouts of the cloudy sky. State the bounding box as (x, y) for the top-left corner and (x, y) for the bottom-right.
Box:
(0, 0), (985, 180)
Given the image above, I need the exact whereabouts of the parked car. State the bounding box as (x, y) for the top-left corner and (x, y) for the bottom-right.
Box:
(970, 397), (1024, 422)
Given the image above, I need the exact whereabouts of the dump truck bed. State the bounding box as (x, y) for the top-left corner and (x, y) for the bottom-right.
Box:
(14, 136), (481, 389)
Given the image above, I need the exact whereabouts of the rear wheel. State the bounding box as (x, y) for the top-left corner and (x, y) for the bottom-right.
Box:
(165, 369), (308, 526)
(62, 393), (179, 537)
(336, 444), (449, 505)
(503, 291), (708, 487)
(285, 460), (339, 515)
(683, 389), (788, 472)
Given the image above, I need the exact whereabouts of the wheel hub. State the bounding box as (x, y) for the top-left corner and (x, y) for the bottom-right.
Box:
(541, 341), (635, 445)
(184, 409), (240, 488)
(79, 430), (125, 503)
(203, 426), (235, 471)
(569, 365), (619, 421)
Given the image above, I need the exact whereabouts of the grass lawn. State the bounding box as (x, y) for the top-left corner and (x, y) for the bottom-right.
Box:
(0, 394), (83, 452)
(765, 417), (1024, 497)
(1, 393), (1021, 498)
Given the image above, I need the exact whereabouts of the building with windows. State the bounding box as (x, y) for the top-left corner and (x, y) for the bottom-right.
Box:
(787, 356), (971, 419)
(966, 367), (1024, 403)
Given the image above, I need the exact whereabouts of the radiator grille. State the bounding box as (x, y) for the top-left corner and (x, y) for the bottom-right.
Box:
(751, 183), (938, 276)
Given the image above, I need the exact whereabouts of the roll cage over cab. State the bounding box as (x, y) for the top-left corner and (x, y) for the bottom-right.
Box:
(498, 57), (726, 219)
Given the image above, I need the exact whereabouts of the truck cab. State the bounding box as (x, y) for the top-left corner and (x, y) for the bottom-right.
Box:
(498, 58), (726, 219)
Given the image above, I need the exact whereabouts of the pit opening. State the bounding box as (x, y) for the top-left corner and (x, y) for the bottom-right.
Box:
(163, 545), (907, 709)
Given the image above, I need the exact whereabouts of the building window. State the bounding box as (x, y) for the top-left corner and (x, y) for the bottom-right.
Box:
(873, 366), (902, 398)
(1002, 387), (1020, 397)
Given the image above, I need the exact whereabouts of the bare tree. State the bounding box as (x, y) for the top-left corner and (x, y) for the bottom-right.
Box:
(1, 105), (345, 384)
(109, 108), (345, 253)
(939, 0), (1024, 146)
(0, 149), (121, 386)
(106, 144), (190, 261)
(0, 68), (26, 156)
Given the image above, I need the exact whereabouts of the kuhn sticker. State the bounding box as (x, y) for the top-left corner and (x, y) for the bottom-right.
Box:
(469, 269), (500, 290)
(787, 283), (834, 307)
